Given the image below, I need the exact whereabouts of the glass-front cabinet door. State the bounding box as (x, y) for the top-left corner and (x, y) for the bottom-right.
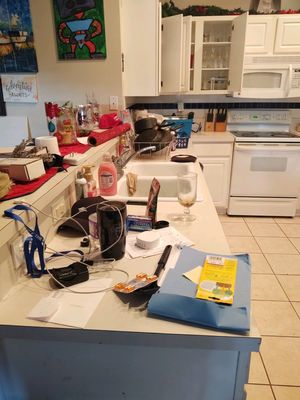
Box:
(199, 19), (232, 92)
(161, 13), (248, 95)
(193, 14), (247, 95)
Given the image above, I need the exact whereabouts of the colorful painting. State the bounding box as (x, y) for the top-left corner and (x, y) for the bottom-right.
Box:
(1, 74), (38, 103)
(0, 0), (38, 73)
(53, 0), (106, 60)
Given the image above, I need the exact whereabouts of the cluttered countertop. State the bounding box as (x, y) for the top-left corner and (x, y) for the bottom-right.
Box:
(0, 105), (257, 338)
(0, 110), (260, 399)
(0, 154), (259, 344)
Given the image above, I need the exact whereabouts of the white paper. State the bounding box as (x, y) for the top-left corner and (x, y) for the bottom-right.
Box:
(28, 278), (112, 328)
(126, 226), (193, 259)
(1, 75), (38, 103)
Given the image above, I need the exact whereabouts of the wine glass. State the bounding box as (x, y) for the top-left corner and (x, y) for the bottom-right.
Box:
(171, 172), (197, 222)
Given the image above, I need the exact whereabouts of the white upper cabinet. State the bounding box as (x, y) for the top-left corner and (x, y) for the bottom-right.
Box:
(160, 15), (192, 93)
(161, 14), (184, 93)
(120, 0), (161, 97)
(195, 16), (235, 94)
(245, 15), (276, 54)
(228, 13), (248, 95)
(161, 14), (248, 95)
(245, 14), (300, 56)
(274, 15), (300, 53)
(159, 13), (300, 97)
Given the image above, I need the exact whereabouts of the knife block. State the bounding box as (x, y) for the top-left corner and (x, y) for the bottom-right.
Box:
(204, 121), (214, 132)
(214, 122), (226, 132)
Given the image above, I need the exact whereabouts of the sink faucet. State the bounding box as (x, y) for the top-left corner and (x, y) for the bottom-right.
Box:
(113, 145), (156, 179)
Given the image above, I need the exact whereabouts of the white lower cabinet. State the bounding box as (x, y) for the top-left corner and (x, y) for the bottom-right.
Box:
(192, 142), (233, 211)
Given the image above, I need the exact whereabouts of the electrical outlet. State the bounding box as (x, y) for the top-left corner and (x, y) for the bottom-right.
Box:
(52, 199), (67, 222)
(177, 101), (184, 112)
(10, 235), (25, 270)
(109, 95), (118, 111)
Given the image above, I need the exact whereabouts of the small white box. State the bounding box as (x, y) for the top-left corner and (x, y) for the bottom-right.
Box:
(0, 158), (45, 181)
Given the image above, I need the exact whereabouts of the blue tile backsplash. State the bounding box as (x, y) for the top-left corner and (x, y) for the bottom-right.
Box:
(130, 102), (300, 110)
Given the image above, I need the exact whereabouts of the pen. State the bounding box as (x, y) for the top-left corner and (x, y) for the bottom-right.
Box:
(154, 245), (172, 277)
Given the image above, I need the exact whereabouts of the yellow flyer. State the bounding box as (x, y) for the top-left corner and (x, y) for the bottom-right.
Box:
(196, 255), (237, 305)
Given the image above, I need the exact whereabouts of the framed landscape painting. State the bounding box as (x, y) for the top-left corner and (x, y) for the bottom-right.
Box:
(53, 0), (107, 60)
(0, 0), (38, 73)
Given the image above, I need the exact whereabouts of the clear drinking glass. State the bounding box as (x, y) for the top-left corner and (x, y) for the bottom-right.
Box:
(171, 172), (197, 222)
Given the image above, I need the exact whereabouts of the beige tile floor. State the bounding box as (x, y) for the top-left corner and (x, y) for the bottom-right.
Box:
(219, 215), (300, 400)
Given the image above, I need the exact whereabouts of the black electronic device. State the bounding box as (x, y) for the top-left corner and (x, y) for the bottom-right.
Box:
(49, 262), (89, 288)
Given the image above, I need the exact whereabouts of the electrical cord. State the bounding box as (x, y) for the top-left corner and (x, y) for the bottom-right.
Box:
(12, 199), (129, 294)
(17, 199), (125, 259)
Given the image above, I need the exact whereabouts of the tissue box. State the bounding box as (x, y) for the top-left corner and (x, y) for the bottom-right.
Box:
(164, 117), (193, 138)
(0, 158), (45, 181)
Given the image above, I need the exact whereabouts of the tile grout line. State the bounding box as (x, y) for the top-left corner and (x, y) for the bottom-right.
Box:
(220, 215), (300, 392)
(262, 220), (300, 318)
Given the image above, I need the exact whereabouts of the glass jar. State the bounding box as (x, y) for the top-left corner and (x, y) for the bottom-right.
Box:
(56, 106), (78, 145)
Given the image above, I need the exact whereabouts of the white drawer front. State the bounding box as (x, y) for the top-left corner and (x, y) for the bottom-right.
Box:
(192, 143), (232, 157)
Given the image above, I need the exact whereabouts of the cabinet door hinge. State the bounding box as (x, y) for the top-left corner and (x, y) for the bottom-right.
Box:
(121, 53), (124, 73)
(161, 81), (163, 88)
(161, 24), (163, 31)
(227, 80), (230, 86)
(232, 25), (234, 31)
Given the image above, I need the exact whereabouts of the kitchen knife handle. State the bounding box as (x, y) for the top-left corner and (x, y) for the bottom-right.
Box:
(154, 245), (172, 277)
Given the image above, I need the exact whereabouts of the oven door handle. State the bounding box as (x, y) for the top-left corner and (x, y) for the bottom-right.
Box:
(235, 143), (300, 152)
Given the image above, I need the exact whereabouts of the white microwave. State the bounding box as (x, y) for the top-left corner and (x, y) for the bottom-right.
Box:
(233, 65), (300, 98)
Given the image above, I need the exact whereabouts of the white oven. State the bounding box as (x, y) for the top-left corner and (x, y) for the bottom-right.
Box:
(230, 143), (300, 197)
(227, 110), (300, 217)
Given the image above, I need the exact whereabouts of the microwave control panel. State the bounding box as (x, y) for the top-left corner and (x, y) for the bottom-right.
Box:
(291, 68), (300, 89)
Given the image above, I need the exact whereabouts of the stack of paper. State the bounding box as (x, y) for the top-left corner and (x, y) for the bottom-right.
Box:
(28, 278), (112, 328)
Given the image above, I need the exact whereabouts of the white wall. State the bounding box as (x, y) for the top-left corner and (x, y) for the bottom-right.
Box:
(4, 0), (123, 137)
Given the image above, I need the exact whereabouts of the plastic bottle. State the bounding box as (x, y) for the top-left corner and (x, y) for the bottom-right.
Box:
(82, 165), (97, 197)
(75, 170), (87, 200)
(117, 134), (127, 156)
(98, 153), (117, 196)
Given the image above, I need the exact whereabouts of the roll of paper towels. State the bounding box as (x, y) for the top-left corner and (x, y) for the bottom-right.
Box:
(35, 136), (60, 155)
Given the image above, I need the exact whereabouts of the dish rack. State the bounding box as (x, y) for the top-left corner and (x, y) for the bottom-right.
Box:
(134, 141), (173, 160)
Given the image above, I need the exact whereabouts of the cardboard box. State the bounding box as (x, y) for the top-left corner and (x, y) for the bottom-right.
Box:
(0, 158), (45, 182)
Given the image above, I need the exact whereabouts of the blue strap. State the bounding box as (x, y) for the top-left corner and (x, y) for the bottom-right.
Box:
(4, 204), (46, 278)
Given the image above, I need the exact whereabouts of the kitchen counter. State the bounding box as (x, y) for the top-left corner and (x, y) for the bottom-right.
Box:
(191, 130), (235, 143)
(0, 149), (260, 400)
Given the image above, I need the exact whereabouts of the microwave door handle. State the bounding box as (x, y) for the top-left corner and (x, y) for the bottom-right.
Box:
(286, 65), (292, 97)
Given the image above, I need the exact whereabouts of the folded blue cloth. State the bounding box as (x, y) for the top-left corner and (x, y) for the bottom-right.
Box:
(148, 247), (251, 332)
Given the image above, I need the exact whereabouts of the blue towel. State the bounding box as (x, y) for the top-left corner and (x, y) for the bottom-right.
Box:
(148, 247), (251, 332)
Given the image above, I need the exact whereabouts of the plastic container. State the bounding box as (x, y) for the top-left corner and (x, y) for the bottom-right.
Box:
(75, 171), (87, 200)
(98, 153), (117, 196)
(56, 106), (78, 145)
(97, 201), (127, 260)
(176, 137), (190, 149)
(82, 165), (97, 197)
